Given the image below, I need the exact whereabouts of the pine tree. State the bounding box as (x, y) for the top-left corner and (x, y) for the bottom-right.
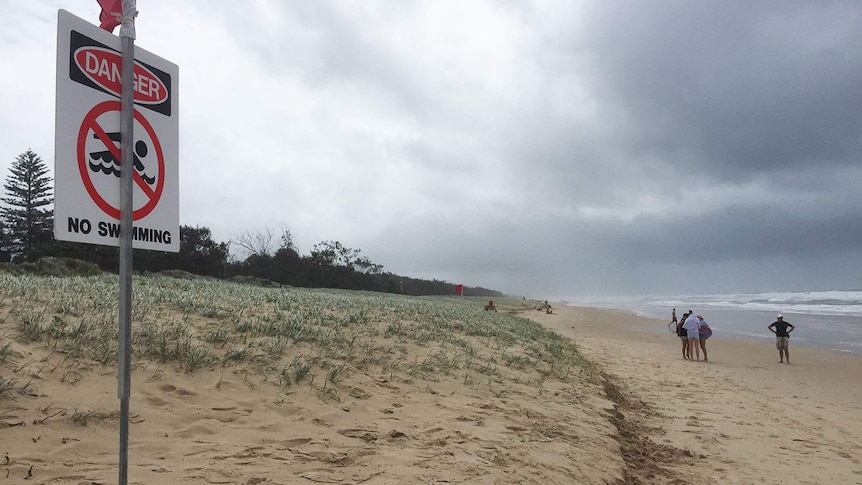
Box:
(0, 218), (10, 262)
(1, 149), (54, 261)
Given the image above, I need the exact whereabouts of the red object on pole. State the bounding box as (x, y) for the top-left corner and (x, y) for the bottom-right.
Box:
(97, 0), (122, 32)
(455, 284), (463, 295)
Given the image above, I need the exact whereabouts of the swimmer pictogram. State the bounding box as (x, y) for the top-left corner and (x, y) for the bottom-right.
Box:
(88, 131), (157, 185)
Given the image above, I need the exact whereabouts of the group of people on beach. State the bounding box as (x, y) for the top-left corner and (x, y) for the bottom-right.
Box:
(670, 308), (797, 364)
(671, 308), (711, 361)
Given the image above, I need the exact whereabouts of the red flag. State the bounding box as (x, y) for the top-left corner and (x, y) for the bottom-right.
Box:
(455, 284), (463, 295)
(97, 0), (123, 32)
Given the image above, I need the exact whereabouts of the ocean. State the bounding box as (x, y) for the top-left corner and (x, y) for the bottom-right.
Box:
(568, 290), (862, 356)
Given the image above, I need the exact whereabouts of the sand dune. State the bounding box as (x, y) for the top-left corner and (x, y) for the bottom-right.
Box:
(2, 336), (622, 484)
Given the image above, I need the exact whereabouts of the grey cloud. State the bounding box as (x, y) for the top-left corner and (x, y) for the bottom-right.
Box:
(564, 2), (862, 179)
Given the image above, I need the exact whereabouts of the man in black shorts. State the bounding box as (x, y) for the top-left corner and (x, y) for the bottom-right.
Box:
(767, 314), (795, 364)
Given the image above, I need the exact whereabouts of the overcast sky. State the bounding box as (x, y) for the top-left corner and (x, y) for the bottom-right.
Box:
(2, 1), (861, 298)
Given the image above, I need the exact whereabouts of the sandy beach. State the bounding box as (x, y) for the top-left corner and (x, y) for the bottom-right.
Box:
(534, 305), (862, 484)
(2, 287), (861, 484)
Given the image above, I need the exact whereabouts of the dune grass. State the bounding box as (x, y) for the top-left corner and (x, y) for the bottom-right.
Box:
(0, 272), (591, 401)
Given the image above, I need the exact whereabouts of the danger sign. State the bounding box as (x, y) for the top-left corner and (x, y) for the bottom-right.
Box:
(54, 9), (178, 252)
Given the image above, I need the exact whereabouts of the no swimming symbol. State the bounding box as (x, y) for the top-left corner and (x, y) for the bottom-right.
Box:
(76, 100), (165, 220)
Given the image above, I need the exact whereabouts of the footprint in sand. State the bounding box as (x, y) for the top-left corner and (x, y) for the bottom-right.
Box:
(338, 428), (378, 442)
(144, 395), (169, 407)
(158, 384), (196, 396)
(348, 387), (371, 399)
(278, 438), (313, 449)
(176, 421), (219, 439)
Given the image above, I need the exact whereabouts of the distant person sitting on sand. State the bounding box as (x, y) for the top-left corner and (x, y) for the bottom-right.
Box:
(534, 300), (553, 314)
(484, 300), (497, 312)
(535, 300), (553, 313)
(768, 314), (795, 364)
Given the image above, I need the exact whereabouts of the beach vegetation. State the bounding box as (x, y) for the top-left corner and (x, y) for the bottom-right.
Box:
(0, 341), (16, 363)
(0, 272), (590, 406)
(325, 364), (345, 387)
(292, 359), (313, 382)
(0, 375), (33, 399)
(69, 408), (94, 426)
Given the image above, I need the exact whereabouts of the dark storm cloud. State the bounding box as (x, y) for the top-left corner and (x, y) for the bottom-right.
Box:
(569, 1), (862, 179)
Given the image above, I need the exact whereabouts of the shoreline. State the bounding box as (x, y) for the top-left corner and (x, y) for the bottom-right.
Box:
(566, 301), (862, 356)
(524, 303), (862, 484)
(568, 302), (862, 361)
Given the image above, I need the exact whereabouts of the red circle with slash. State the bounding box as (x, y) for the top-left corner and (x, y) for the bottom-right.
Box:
(77, 100), (165, 220)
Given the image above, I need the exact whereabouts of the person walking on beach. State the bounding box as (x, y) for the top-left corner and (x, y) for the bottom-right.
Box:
(683, 312), (702, 361)
(768, 314), (795, 363)
(676, 312), (690, 359)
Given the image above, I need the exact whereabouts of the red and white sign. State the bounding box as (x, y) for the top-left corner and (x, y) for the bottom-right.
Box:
(73, 47), (169, 106)
(55, 9), (178, 252)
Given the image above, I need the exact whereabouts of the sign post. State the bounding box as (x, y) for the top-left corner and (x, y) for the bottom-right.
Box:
(55, 5), (177, 484)
(117, 3), (136, 483)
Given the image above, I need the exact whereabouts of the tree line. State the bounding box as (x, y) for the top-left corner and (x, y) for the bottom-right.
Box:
(0, 149), (501, 297)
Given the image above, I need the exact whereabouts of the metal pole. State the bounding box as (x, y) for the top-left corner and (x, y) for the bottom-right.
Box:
(117, 3), (137, 484)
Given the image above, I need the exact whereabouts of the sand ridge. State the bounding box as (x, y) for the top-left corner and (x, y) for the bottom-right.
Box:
(1, 345), (625, 484)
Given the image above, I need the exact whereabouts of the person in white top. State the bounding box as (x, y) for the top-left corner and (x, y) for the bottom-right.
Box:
(682, 313), (702, 361)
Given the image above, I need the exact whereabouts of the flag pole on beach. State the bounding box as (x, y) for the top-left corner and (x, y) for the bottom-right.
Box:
(97, 1), (137, 484)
